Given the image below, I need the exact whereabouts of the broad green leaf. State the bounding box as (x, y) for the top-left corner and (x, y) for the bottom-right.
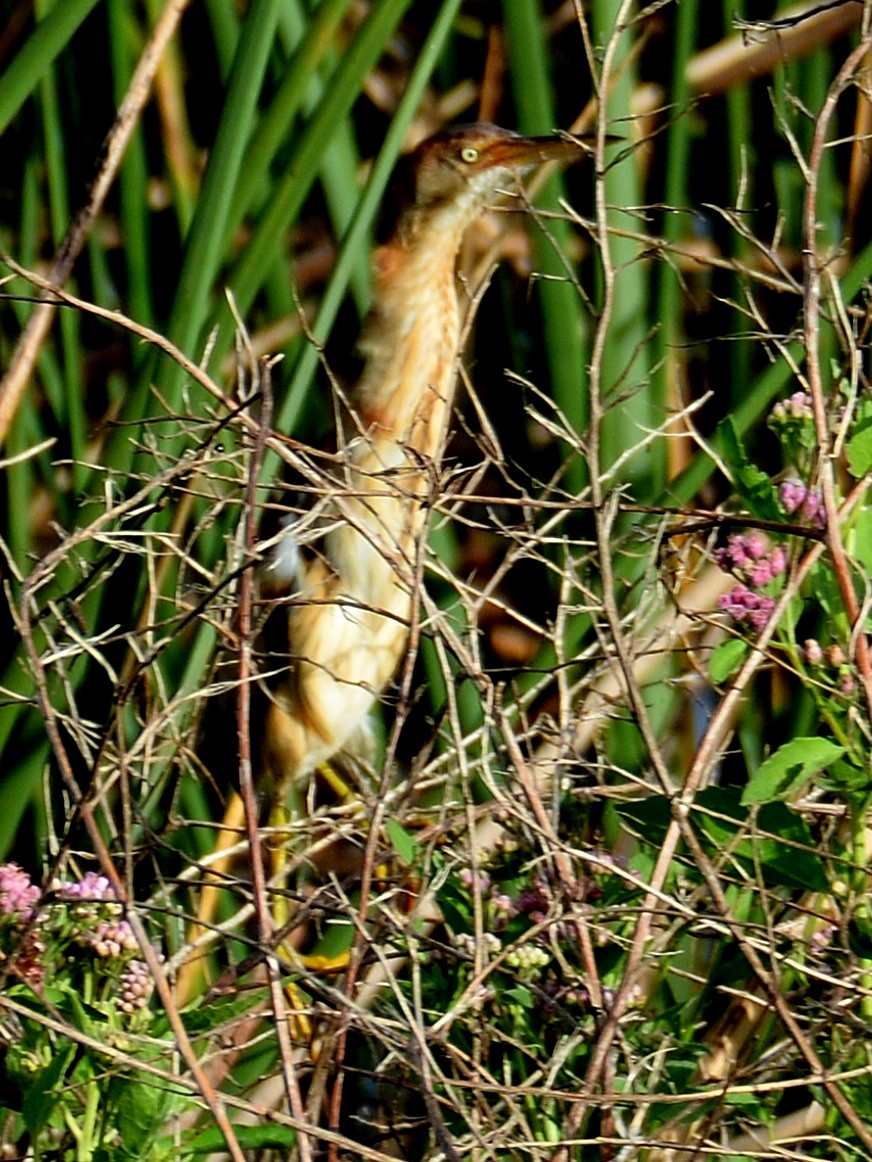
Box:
(22, 1042), (74, 1135)
(308, 917), (354, 962)
(819, 757), (872, 797)
(617, 788), (829, 892)
(742, 737), (845, 805)
(853, 506), (872, 575)
(385, 818), (418, 866)
(702, 790), (829, 892)
(184, 1123), (297, 1154)
(113, 1070), (174, 1161)
(717, 417), (783, 520)
(504, 984), (534, 1008)
(437, 878), (474, 936)
(710, 638), (748, 684)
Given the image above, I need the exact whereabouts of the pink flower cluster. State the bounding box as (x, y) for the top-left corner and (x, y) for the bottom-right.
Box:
(714, 532), (787, 632)
(717, 585), (775, 632)
(0, 863), (154, 1011)
(713, 532), (787, 588)
(779, 478), (826, 528)
(0, 864), (45, 986)
(60, 872), (138, 956)
(60, 871), (116, 903)
(770, 390), (814, 422)
(0, 863), (41, 922)
(88, 919), (139, 958)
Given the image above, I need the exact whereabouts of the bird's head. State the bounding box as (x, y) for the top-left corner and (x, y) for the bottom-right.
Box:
(378, 122), (592, 246)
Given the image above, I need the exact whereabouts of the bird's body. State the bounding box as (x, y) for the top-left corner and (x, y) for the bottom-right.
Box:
(257, 123), (586, 806)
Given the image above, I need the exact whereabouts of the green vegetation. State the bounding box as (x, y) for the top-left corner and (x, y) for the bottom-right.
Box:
(1, 2), (872, 1157)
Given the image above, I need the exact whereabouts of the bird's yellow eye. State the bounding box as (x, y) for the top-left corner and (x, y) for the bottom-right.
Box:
(460, 146), (480, 163)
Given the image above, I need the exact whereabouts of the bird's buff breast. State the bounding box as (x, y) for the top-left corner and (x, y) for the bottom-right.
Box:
(263, 470), (417, 783)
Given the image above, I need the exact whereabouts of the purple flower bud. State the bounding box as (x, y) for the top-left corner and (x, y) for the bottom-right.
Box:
(745, 532), (768, 560)
(77, 917), (138, 958)
(748, 561), (773, 588)
(803, 490), (827, 529)
(719, 585), (774, 631)
(810, 924), (837, 955)
(780, 479), (808, 515)
(719, 583), (753, 618)
(61, 872), (116, 902)
(747, 596), (775, 631)
(119, 959), (154, 1013)
(712, 546), (731, 570)
(727, 535), (749, 568)
(803, 639), (823, 665)
(826, 644), (845, 667)
(458, 868), (491, 894)
(769, 545), (788, 576)
(788, 391), (813, 417)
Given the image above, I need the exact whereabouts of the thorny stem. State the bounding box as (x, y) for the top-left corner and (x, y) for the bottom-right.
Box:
(804, 32), (872, 725)
(237, 357), (315, 1161)
(554, 6), (673, 1155)
(805, 21), (872, 1056)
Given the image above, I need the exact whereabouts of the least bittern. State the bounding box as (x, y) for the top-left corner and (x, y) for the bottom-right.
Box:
(183, 125), (591, 994)
(255, 123), (589, 817)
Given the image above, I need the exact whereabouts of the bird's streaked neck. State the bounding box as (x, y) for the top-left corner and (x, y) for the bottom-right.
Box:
(352, 192), (496, 459)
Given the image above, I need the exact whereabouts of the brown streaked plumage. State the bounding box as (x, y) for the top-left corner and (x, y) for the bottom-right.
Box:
(257, 123), (589, 807)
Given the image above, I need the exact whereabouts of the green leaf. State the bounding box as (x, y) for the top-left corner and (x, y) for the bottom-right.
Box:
(619, 788), (829, 892)
(308, 918), (354, 962)
(113, 1070), (174, 1161)
(504, 984), (534, 1008)
(846, 418), (872, 478)
(184, 1123), (297, 1154)
(853, 506), (872, 575)
(22, 1042), (75, 1135)
(698, 789), (829, 892)
(717, 417), (783, 520)
(385, 818), (419, 867)
(437, 878), (473, 936)
(723, 1090), (761, 1110)
(616, 795), (671, 847)
(819, 757), (872, 797)
(176, 987), (266, 1034)
(710, 638), (748, 684)
(741, 737), (845, 805)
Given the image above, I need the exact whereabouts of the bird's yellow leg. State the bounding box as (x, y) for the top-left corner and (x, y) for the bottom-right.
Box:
(265, 793), (297, 930)
(268, 764), (361, 973)
(315, 761), (357, 804)
(176, 763), (362, 1010)
(175, 791), (247, 1006)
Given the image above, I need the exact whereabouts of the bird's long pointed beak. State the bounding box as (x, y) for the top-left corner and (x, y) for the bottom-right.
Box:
(486, 132), (599, 171)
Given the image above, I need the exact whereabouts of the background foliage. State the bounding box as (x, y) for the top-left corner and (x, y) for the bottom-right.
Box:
(2, 0), (872, 1158)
